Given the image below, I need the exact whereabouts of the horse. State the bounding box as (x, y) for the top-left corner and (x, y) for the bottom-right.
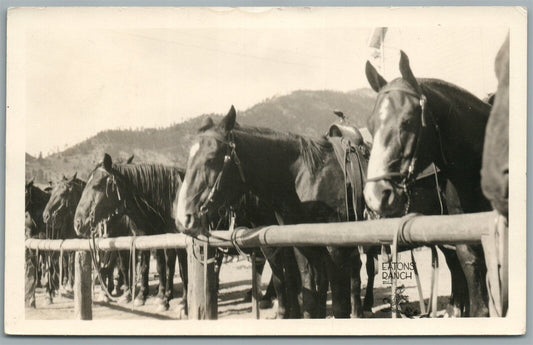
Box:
(25, 179), (57, 304)
(42, 174), (81, 294)
(327, 120), (468, 316)
(480, 34), (509, 317)
(25, 179), (50, 307)
(176, 106), (367, 319)
(74, 155), (188, 313)
(363, 51), (491, 317)
(42, 173), (133, 302)
(194, 188), (301, 318)
(482, 34), (509, 218)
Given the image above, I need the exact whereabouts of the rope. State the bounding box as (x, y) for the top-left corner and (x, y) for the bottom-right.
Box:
(390, 213), (420, 318)
(89, 233), (118, 303)
(410, 249), (426, 315)
(130, 234), (137, 310)
(59, 240), (65, 290)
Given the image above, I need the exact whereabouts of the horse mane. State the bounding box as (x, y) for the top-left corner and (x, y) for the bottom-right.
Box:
(234, 125), (333, 175)
(297, 136), (333, 174)
(418, 78), (490, 116)
(113, 163), (184, 218)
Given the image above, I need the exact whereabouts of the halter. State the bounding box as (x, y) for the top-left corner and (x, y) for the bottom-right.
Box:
(367, 87), (434, 185)
(197, 131), (246, 219)
(89, 168), (125, 237)
(365, 86), (431, 215)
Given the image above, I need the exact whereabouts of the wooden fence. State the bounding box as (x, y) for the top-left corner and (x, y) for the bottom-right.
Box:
(25, 211), (494, 320)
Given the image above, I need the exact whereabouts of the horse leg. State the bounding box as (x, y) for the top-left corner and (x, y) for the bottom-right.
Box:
(134, 250), (150, 306)
(262, 247), (287, 318)
(176, 248), (188, 318)
(293, 247), (327, 318)
(25, 249), (37, 308)
(66, 252), (75, 293)
(456, 244), (489, 317)
(325, 246), (353, 319)
(439, 246), (467, 317)
(350, 248), (364, 318)
(363, 249), (378, 312)
(157, 249), (176, 312)
(118, 251), (132, 304)
(155, 249), (167, 306)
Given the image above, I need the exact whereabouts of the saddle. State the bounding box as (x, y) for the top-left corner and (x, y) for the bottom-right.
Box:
(326, 123), (370, 222)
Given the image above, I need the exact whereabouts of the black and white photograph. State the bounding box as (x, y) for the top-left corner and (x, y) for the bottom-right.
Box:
(5, 6), (527, 335)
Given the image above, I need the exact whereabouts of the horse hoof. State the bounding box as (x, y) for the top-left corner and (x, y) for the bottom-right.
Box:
(65, 286), (74, 293)
(176, 307), (187, 320)
(95, 291), (110, 303)
(26, 298), (36, 308)
(156, 302), (170, 312)
(259, 298), (273, 309)
(133, 297), (146, 307)
(118, 293), (132, 304)
(43, 297), (53, 306)
(175, 302), (188, 320)
(445, 305), (462, 318)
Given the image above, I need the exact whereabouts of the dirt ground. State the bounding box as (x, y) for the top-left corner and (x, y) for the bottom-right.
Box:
(26, 247), (454, 320)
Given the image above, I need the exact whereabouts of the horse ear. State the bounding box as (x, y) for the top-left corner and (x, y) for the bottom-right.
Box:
(27, 178), (34, 187)
(218, 105), (237, 132)
(198, 117), (215, 132)
(399, 51), (420, 91)
(126, 155), (134, 164)
(365, 61), (387, 92)
(71, 172), (77, 181)
(103, 153), (113, 171)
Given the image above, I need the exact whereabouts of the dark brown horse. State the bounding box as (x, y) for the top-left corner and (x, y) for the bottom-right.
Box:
(25, 179), (50, 306)
(482, 34), (509, 218)
(25, 180), (57, 304)
(363, 51), (491, 316)
(42, 174), (83, 294)
(480, 34), (509, 317)
(188, 187), (301, 318)
(176, 106), (366, 318)
(43, 173), (133, 302)
(74, 155), (187, 312)
(328, 121), (467, 316)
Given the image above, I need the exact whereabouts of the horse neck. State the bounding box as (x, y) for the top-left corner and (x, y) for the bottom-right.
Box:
(233, 129), (302, 210)
(423, 82), (491, 211)
(115, 165), (180, 232)
(30, 186), (49, 225)
(62, 181), (86, 238)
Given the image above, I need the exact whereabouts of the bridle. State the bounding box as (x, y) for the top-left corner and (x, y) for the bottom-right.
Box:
(87, 168), (125, 237)
(366, 86), (432, 215)
(197, 131), (246, 220)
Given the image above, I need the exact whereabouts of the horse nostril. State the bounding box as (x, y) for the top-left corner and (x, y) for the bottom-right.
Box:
(185, 214), (195, 229)
(74, 218), (81, 232)
(381, 187), (393, 205)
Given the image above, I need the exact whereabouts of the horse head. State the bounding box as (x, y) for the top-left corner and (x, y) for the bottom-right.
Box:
(175, 106), (247, 236)
(43, 173), (85, 238)
(74, 154), (126, 238)
(363, 51), (440, 217)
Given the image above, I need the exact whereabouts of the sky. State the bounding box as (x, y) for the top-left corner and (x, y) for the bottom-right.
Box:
(18, 8), (509, 157)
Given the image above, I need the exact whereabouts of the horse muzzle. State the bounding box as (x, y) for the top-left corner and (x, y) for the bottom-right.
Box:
(364, 180), (407, 217)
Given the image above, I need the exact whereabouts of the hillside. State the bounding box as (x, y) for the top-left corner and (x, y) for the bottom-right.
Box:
(26, 89), (376, 183)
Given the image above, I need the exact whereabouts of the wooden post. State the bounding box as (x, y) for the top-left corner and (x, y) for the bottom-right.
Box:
(74, 251), (92, 320)
(251, 251), (260, 319)
(186, 236), (218, 320)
